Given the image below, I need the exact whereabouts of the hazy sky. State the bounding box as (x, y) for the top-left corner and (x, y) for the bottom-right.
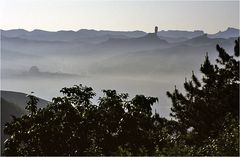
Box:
(0, 0), (239, 33)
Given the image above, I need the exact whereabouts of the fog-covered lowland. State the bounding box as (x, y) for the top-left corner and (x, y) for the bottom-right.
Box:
(1, 27), (239, 117)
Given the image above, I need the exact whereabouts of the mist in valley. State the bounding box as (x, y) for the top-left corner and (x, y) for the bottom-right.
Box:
(1, 27), (238, 117)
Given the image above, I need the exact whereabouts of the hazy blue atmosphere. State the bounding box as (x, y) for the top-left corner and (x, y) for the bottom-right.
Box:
(1, 0), (239, 117)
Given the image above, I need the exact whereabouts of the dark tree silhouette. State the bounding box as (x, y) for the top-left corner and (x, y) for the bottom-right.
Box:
(25, 92), (39, 114)
(3, 85), (174, 156)
(166, 38), (239, 155)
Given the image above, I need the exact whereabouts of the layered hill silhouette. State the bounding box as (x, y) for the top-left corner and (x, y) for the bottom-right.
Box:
(183, 34), (236, 47)
(1, 27), (238, 57)
(2, 66), (82, 79)
(1, 26), (239, 120)
(23, 66), (81, 78)
(208, 27), (240, 38)
(1, 27), (239, 43)
(96, 32), (169, 52)
(1, 29), (146, 42)
(157, 30), (204, 38)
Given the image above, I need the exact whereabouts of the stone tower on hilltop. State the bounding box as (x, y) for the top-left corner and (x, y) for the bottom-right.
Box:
(155, 26), (158, 35)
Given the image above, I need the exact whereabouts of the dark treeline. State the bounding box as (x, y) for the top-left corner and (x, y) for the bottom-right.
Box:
(3, 39), (239, 156)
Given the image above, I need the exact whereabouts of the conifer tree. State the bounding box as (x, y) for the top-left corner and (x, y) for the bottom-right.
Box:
(167, 38), (239, 141)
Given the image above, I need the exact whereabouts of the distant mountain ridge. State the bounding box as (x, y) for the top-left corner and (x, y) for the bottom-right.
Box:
(183, 34), (237, 47)
(208, 27), (240, 39)
(1, 27), (239, 43)
(1, 29), (146, 42)
(101, 33), (168, 46)
(157, 30), (204, 39)
(1, 27), (238, 58)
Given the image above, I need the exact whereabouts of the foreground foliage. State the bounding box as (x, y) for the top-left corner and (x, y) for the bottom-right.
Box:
(3, 39), (239, 156)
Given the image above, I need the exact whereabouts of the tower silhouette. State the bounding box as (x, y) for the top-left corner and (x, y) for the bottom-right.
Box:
(155, 26), (158, 35)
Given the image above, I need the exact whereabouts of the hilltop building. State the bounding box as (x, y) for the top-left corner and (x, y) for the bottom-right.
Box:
(144, 26), (159, 39)
(155, 26), (158, 35)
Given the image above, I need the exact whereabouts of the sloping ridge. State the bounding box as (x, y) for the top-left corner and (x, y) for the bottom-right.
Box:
(183, 34), (230, 46)
(208, 27), (240, 39)
(1, 98), (26, 154)
(1, 90), (49, 110)
(1, 91), (49, 153)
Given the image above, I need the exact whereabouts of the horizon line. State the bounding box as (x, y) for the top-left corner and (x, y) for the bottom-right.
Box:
(1, 27), (239, 34)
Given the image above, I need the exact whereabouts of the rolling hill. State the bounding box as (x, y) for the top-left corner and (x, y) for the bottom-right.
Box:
(1, 98), (26, 154)
(1, 90), (49, 110)
(1, 91), (49, 153)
